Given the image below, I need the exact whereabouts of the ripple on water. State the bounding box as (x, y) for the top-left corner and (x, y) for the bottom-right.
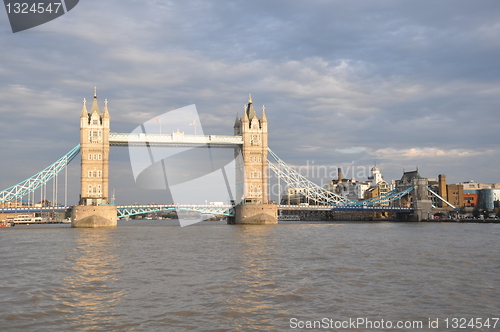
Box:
(1, 222), (500, 330)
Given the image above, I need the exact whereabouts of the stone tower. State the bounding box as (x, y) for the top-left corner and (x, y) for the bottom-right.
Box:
(72, 88), (116, 228)
(230, 95), (277, 225)
(234, 94), (269, 204)
(79, 88), (110, 206)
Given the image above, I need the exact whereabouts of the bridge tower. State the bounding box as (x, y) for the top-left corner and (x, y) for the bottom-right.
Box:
(71, 88), (117, 227)
(395, 170), (432, 221)
(79, 88), (110, 205)
(235, 95), (269, 204)
(230, 95), (277, 224)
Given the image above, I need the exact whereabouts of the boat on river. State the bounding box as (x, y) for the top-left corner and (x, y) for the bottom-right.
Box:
(0, 220), (14, 227)
(11, 215), (45, 224)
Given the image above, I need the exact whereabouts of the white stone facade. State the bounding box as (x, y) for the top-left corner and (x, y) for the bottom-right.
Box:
(79, 89), (110, 206)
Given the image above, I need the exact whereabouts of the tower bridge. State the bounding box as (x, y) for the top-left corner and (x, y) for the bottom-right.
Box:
(0, 89), (456, 227)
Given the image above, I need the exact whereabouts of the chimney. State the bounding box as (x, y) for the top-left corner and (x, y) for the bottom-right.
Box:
(438, 174), (447, 208)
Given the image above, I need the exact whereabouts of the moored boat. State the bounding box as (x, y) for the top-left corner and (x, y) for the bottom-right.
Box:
(0, 220), (14, 227)
(11, 215), (45, 224)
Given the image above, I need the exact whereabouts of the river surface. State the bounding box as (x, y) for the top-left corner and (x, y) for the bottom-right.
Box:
(1, 220), (499, 331)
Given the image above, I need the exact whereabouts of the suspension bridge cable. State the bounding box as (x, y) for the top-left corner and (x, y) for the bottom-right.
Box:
(0, 144), (80, 204)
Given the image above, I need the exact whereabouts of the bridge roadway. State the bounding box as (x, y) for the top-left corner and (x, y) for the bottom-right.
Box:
(0, 204), (413, 217)
(0, 206), (73, 213)
(109, 133), (243, 147)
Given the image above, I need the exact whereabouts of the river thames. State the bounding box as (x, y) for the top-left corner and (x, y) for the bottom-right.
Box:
(1, 220), (499, 331)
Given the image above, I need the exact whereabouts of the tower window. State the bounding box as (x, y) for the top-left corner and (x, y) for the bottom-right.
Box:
(87, 171), (102, 178)
(93, 119), (98, 125)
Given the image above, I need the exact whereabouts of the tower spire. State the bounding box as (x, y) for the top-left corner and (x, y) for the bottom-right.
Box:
(246, 93), (256, 119)
(261, 105), (267, 123)
(90, 87), (100, 115)
(242, 104), (249, 123)
(80, 98), (88, 118)
(103, 98), (110, 118)
(234, 112), (240, 128)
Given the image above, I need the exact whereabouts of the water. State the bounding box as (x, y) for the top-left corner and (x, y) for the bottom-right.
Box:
(1, 221), (500, 331)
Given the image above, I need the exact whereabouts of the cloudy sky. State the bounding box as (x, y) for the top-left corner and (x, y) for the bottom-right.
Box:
(1, 0), (500, 205)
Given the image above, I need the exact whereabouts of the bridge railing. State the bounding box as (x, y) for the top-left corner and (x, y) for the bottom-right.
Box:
(116, 204), (235, 218)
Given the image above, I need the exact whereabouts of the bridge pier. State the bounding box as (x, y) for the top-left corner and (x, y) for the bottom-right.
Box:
(228, 204), (278, 225)
(71, 205), (117, 228)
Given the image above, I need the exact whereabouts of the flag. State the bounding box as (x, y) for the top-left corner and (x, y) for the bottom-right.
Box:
(189, 120), (196, 125)
(154, 118), (161, 122)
